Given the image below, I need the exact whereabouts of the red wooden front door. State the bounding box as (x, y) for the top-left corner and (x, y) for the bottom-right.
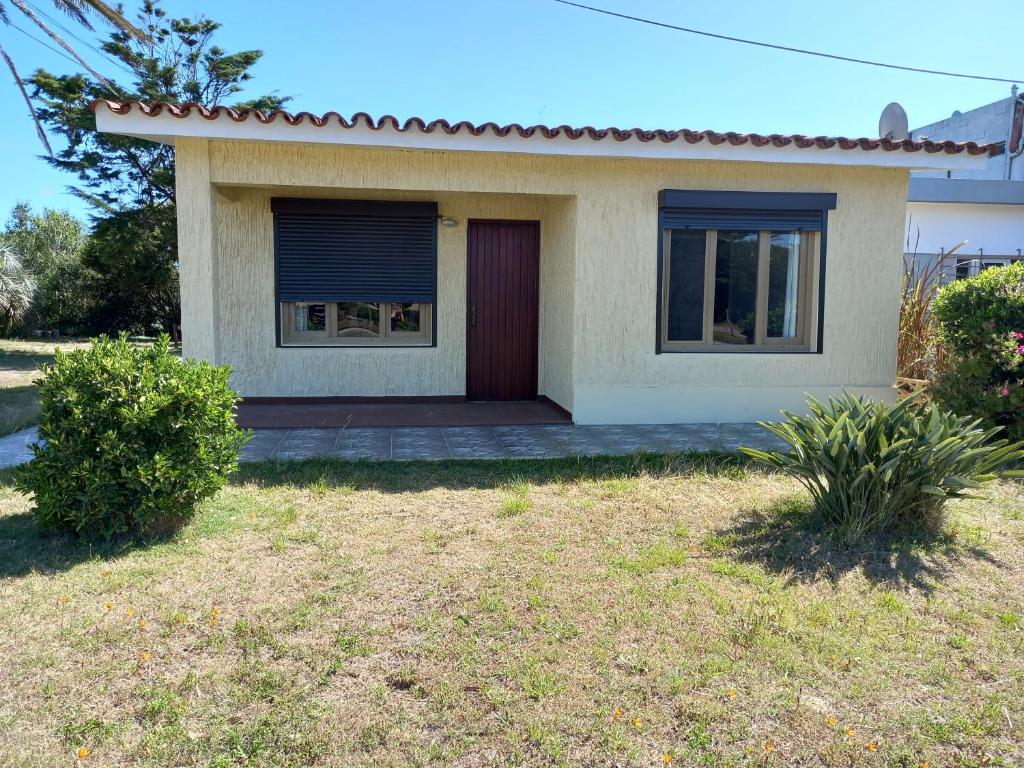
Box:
(466, 221), (540, 401)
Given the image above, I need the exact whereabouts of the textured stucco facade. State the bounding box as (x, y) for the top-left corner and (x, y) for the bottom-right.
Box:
(175, 137), (907, 423)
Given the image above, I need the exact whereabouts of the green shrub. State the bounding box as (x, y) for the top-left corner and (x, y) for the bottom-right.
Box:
(741, 393), (1023, 545)
(931, 261), (1024, 440)
(17, 335), (248, 538)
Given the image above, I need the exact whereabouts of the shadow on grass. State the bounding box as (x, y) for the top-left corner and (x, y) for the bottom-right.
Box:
(0, 347), (57, 372)
(0, 384), (40, 436)
(716, 495), (1000, 592)
(0, 452), (747, 578)
(0, 509), (190, 578)
(231, 451), (751, 493)
(0, 463), (186, 579)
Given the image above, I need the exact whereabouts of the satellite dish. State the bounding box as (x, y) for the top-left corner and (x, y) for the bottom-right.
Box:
(879, 102), (909, 141)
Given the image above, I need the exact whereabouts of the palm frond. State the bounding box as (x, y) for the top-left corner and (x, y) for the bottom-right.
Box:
(78, 0), (147, 39)
(0, 43), (53, 155)
(0, 244), (37, 328)
(10, 0), (115, 90)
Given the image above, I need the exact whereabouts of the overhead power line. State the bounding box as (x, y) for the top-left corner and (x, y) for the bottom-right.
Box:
(552, 0), (1022, 84)
(22, 0), (134, 75)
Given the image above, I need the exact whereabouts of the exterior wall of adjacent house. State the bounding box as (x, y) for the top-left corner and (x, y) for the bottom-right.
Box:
(906, 200), (1024, 284)
(176, 137), (907, 423)
(910, 95), (1022, 181)
(904, 93), (1024, 285)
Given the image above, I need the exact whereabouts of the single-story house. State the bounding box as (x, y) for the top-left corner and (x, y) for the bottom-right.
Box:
(92, 100), (996, 424)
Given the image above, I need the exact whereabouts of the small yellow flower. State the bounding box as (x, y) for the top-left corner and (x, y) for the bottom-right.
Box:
(76, 746), (90, 759)
(104, 602), (113, 612)
(612, 707), (622, 719)
(662, 754), (672, 764)
(139, 651), (151, 662)
(866, 741), (878, 752)
(919, 762), (928, 768)
(100, 569), (111, 577)
(58, 594), (70, 605)
(633, 717), (642, 728)
(763, 739), (776, 754)
(726, 688), (737, 699)
(845, 727), (856, 738)
(137, 619), (146, 631)
(126, 607), (136, 618)
(826, 715), (837, 727)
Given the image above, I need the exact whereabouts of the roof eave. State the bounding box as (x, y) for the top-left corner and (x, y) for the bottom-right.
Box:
(93, 104), (995, 173)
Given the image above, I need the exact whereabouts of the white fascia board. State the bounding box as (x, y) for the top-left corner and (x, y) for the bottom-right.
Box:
(94, 108), (991, 172)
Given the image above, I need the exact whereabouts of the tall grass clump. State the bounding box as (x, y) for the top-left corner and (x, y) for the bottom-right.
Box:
(741, 393), (1023, 545)
(898, 253), (945, 382)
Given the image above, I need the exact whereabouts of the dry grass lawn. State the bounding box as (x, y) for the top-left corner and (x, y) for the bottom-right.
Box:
(0, 339), (92, 436)
(0, 455), (1022, 767)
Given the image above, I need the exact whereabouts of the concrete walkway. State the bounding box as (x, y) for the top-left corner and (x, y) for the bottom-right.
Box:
(0, 423), (786, 468)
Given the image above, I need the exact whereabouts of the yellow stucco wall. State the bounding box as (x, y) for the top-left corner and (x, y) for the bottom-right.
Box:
(176, 137), (907, 422)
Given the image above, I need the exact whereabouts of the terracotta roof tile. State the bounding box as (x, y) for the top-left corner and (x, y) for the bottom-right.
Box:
(90, 100), (1002, 157)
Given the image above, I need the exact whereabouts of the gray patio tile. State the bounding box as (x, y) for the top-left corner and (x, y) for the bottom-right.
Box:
(0, 421), (789, 468)
(333, 428), (392, 460)
(270, 429), (341, 460)
(493, 425), (569, 458)
(392, 427), (450, 460)
(442, 426), (506, 459)
(240, 429), (287, 461)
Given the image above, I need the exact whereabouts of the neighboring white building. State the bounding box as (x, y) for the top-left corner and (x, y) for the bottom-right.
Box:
(906, 89), (1024, 282)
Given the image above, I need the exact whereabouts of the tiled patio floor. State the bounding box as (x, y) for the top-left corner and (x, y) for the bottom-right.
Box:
(240, 422), (786, 461)
(0, 423), (786, 467)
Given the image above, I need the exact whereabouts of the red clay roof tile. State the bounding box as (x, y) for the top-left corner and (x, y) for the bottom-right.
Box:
(90, 100), (1001, 157)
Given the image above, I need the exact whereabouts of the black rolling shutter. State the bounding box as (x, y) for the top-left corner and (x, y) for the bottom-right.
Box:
(272, 198), (438, 303)
(660, 208), (824, 231)
(658, 190), (837, 232)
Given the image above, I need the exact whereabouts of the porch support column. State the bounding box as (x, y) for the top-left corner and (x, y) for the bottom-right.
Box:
(174, 137), (219, 363)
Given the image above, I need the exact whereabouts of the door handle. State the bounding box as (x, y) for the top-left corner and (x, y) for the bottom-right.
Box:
(471, 305), (477, 327)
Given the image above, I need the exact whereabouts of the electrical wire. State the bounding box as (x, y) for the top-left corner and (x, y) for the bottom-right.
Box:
(22, 0), (134, 75)
(7, 20), (85, 69)
(552, 0), (1022, 84)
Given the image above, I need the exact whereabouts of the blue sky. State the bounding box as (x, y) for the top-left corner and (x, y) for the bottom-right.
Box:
(0, 0), (1019, 222)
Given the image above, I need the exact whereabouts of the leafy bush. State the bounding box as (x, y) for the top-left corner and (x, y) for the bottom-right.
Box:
(17, 335), (248, 538)
(931, 261), (1024, 440)
(741, 393), (1023, 545)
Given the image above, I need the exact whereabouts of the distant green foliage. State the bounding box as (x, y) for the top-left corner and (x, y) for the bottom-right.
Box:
(1, 202), (89, 333)
(17, 335), (248, 538)
(931, 261), (1024, 440)
(741, 393), (1023, 545)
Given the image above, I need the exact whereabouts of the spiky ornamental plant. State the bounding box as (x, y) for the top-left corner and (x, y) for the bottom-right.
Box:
(740, 393), (1023, 545)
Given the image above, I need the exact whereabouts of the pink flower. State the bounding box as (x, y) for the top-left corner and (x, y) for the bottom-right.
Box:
(1002, 387), (1011, 396)
(1014, 331), (1024, 340)
(1017, 345), (1024, 355)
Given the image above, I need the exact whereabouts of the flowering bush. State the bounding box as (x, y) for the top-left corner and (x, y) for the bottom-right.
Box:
(931, 262), (1024, 441)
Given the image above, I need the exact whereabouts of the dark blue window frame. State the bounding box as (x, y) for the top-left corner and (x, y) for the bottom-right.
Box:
(656, 189), (837, 355)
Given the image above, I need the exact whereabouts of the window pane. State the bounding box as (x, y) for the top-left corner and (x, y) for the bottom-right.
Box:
(712, 231), (759, 344)
(665, 230), (706, 341)
(337, 302), (380, 337)
(389, 303), (423, 334)
(767, 232), (801, 339)
(294, 302), (326, 332)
